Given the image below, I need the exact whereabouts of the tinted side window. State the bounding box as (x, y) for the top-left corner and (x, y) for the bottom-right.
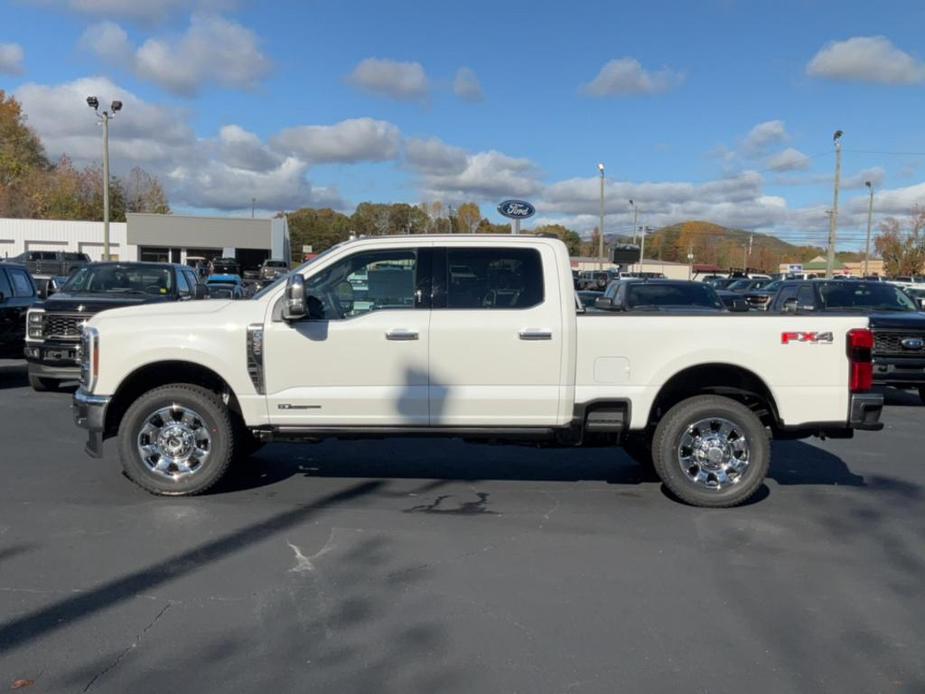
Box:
(8, 269), (34, 297)
(0, 269), (11, 297)
(797, 285), (816, 309)
(176, 270), (191, 296)
(444, 248), (543, 309)
(774, 285), (798, 308)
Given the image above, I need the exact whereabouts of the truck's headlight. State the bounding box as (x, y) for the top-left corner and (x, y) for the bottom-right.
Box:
(27, 309), (44, 340)
(79, 326), (99, 391)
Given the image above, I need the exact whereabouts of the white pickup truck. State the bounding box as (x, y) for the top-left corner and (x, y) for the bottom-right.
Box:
(73, 235), (883, 507)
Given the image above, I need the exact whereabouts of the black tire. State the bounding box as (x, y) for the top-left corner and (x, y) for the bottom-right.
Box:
(919, 386), (925, 406)
(29, 374), (59, 392)
(652, 395), (769, 508)
(118, 384), (236, 496)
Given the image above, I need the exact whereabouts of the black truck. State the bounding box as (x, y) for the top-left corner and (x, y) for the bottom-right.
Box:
(768, 279), (925, 403)
(24, 262), (206, 391)
(8, 251), (91, 296)
(0, 263), (40, 359)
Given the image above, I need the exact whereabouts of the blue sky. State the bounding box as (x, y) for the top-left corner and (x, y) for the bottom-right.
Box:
(2, 0), (925, 249)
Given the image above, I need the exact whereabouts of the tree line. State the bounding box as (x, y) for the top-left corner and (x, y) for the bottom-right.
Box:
(0, 90), (169, 221)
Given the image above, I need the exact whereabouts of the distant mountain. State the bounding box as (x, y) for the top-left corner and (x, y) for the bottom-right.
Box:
(606, 221), (844, 271)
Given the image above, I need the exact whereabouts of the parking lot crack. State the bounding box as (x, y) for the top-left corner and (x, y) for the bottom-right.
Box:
(81, 602), (171, 692)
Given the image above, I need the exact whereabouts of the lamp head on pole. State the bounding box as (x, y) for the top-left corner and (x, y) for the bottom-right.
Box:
(86, 96), (99, 110)
(111, 100), (122, 113)
(865, 180), (871, 190)
(833, 129), (843, 143)
(597, 162), (604, 175)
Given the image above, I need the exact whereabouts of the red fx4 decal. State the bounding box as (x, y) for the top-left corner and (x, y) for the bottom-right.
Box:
(781, 331), (834, 345)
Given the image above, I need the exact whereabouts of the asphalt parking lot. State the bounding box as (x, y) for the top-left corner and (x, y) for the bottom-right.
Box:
(0, 360), (923, 693)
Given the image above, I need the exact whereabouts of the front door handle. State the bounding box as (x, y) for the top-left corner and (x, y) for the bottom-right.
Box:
(519, 329), (553, 341)
(386, 329), (419, 341)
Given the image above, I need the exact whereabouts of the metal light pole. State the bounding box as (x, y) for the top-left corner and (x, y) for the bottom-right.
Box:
(826, 130), (843, 279)
(639, 224), (648, 275)
(598, 163), (605, 269)
(864, 181), (874, 276)
(86, 96), (122, 261)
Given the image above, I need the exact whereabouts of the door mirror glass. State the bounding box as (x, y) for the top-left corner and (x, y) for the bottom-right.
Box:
(282, 274), (307, 320)
(594, 296), (615, 310)
(782, 297), (798, 313)
(730, 299), (750, 312)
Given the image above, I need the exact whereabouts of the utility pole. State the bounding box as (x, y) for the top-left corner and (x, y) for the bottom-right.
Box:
(251, 197), (256, 218)
(687, 245), (694, 280)
(826, 130), (843, 279)
(86, 96), (122, 261)
(639, 225), (649, 274)
(629, 199), (638, 245)
(745, 233), (753, 271)
(598, 163), (605, 269)
(864, 181), (874, 276)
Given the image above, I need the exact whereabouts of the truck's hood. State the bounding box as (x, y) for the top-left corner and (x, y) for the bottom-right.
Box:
(40, 292), (169, 315)
(867, 312), (925, 330)
(94, 299), (233, 320)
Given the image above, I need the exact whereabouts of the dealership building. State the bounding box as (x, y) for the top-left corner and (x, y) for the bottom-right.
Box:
(0, 213), (291, 269)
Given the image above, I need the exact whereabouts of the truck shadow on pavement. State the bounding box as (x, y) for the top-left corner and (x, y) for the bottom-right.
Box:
(0, 362), (28, 390)
(216, 437), (867, 497)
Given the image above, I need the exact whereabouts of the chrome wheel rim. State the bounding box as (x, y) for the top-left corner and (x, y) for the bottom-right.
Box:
(136, 404), (212, 480)
(677, 417), (750, 491)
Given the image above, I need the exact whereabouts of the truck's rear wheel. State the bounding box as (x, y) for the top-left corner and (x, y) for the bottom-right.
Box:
(118, 384), (235, 496)
(918, 386), (925, 406)
(652, 395), (769, 508)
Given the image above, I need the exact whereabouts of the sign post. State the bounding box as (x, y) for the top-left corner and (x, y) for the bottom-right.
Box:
(497, 200), (535, 234)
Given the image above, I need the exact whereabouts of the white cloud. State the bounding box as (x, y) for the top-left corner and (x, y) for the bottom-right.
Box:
(347, 58), (429, 101)
(842, 166), (887, 190)
(32, 0), (237, 23)
(742, 120), (788, 156)
(453, 67), (484, 102)
(767, 147), (810, 172)
(272, 118), (401, 164)
(404, 137), (467, 174)
(404, 137), (542, 201)
(582, 57), (684, 97)
(82, 15), (271, 96)
(12, 76), (349, 212)
(807, 36), (925, 85)
(0, 43), (24, 75)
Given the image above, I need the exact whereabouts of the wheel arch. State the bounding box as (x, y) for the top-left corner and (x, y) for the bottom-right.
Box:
(104, 360), (242, 437)
(646, 363), (781, 430)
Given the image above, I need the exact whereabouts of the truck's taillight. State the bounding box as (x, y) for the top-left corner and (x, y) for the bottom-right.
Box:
(847, 328), (873, 393)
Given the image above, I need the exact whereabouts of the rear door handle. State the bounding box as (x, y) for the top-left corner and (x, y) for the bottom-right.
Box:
(519, 329), (553, 341)
(386, 329), (419, 341)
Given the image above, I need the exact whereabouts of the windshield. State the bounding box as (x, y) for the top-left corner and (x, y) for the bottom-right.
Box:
(62, 265), (173, 295)
(253, 243), (346, 300)
(626, 283), (723, 310)
(819, 282), (917, 312)
(727, 279), (756, 291)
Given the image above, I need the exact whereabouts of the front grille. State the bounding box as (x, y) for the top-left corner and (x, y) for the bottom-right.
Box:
(873, 331), (925, 356)
(44, 313), (87, 341)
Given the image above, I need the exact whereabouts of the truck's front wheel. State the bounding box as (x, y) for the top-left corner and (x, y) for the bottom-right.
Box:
(652, 395), (769, 508)
(118, 384), (235, 496)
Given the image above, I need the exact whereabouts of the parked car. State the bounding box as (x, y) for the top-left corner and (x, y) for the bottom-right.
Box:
(73, 235), (882, 507)
(260, 259), (289, 282)
(0, 263), (39, 359)
(205, 274), (246, 300)
(903, 286), (925, 310)
(595, 279), (728, 313)
(726, 278), (774, 293)
(577, 270), (612, 291)
(210, 257), (240, 276)
(767, 279), (925, 403)
(741, 279), (784, 310)
(25, 262), (205, 391)
(576, 290), (603, 308)
(7, 251), (91, 297)
(704, 277), (738, 290)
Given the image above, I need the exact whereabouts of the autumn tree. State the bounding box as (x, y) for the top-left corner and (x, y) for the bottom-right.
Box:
(287, 207), (351, 253)
(456, 202), (481, 234)
(124, 166), (171, 214)
(875, 210), (925, 277)
(532, 223), (582, 256)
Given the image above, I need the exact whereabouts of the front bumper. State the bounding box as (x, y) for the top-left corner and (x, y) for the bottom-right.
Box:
(849, 392), (884, 431)
(24, 340), (80, 380)
(873, 357), (925, 386)
(73, 387), (111, 458)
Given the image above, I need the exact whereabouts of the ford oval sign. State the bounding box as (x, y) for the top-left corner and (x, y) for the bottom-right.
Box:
(901, 337), (925, 351)
(497, 200), (536, 220)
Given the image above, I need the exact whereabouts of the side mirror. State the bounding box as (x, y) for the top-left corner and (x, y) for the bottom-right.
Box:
(594, 296), (615, 310)
(730, 299), (750, 312)
(282, 274), (307, 321)
(782, 297), (798, 314)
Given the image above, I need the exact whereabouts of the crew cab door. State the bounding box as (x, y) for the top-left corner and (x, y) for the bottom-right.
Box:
(428, 244), (563, 426)
(263, 244), (431, 426)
